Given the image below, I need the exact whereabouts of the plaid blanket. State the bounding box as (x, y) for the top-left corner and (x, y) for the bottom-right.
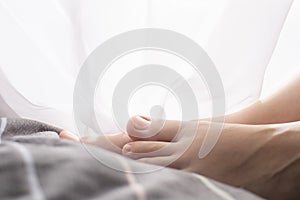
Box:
(0, 118), (263, 200)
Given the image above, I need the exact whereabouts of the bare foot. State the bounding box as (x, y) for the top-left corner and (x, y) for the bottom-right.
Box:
(124, 116), (300, 200)
(59, 131), (132, 154)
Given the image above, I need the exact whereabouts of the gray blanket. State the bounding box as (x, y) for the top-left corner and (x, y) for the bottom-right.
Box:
(0, 118), (263, 200)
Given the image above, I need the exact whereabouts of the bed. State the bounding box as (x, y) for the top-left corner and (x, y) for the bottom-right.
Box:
(0, 118), (263, 200)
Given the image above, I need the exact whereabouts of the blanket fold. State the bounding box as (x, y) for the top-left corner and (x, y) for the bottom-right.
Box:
(0, 118), (263, 200)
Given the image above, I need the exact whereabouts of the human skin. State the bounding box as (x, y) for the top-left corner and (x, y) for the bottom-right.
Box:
(60, 74), (300, 199)
(223, 73), (300, 125)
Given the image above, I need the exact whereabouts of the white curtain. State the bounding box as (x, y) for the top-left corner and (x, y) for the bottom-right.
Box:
(0, 0), (294, 134)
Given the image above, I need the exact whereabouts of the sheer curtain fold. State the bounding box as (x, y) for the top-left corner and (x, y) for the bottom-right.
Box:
(0, 0), (294, 133)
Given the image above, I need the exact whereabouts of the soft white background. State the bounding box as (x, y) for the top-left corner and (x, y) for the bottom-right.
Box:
(0, 0), (298, 133)
(262, 0), (300, 98)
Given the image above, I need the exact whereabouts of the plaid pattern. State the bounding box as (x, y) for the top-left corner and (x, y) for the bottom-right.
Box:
(0, 118), (263, 200)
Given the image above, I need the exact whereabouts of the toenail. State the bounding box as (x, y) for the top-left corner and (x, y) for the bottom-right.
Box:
(132, 116), (151, 130)
(123, 144), (131, 153)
